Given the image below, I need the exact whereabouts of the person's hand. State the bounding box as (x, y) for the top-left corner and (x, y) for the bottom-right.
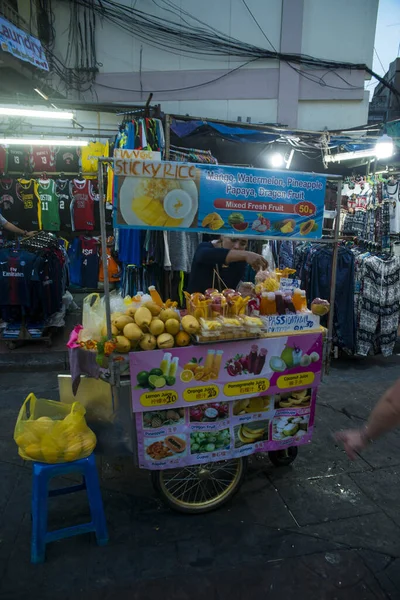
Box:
(26, 231), (36, 237)
(245, 252), (268, 272)
(335, 429), (369, 460)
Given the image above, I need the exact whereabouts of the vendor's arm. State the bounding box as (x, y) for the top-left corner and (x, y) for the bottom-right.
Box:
(196, 245), (268, 271)
(1, 215), (34, 236)
(336, 378), (400, 459)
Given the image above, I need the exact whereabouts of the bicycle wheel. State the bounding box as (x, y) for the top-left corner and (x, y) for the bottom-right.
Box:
(151, 457), (247, 514)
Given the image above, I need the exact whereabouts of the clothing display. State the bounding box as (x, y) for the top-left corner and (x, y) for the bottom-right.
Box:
(56, 178), (73, 231)
(29, 146), (56, 173)
(7, 146), (29, 173)
(80, 236), (100, 288)
(71, 179), (95, 231)
(115, 117), (165, 152)
(55, 146), (81, 173)
(16, 178), (42, 230)
(0, 178), (19, 226)
(37, 179), (60, 231)
(81, 141), (108, 174)
(0, 232), (67, 324)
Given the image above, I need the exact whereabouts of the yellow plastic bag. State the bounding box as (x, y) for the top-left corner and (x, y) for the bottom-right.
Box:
(14, 393), (97, 463)
(81, 293), (105, 342)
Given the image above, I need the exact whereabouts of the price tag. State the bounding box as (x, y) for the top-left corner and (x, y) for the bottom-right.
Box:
(183, 384), (219, 403)
(294, 201), (316, 217)
(140, 390), (178, 407)
(224, 378), (270, 397)
(277, 372), (315, 390)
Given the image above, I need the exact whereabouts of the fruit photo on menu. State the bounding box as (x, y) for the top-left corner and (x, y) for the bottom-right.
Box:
(234, 421), (269, 447)
(272, 414), (310, 442)
(189, 402), (229, 423)
(145, 434), (187, 461)
(142, 408), (185, 429)
(233, 396), (271, 415)
(274, 389), (312, 409)
(190, 429), (230, 454)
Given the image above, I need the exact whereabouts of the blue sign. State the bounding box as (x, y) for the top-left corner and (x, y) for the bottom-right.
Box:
(114, 160), (327, 239)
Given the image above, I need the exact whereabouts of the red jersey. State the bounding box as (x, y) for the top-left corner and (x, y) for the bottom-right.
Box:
(29, 146), (56, 172)
(71, 179), (94, 231)
(0, 145), (7, 174)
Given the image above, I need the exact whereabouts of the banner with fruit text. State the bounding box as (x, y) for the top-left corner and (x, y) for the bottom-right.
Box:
(114, 161), (327, 238)
(130, 333), (322, 468)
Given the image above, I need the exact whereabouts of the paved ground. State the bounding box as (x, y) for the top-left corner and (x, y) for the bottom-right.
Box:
(1, 355), (400, 599)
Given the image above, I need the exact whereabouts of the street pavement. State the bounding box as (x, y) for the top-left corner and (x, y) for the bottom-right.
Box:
(1, 355), (400, 599)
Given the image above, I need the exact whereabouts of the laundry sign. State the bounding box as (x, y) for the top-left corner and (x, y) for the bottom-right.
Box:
(0, 16), (48, 71)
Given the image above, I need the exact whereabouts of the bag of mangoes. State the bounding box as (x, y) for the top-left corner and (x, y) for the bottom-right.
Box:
(14, 393), (96, 463)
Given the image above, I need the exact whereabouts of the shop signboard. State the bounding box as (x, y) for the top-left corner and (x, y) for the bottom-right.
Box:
(0, 17), (48, 71)
(114, 160), (327, 239)
(130, 333), (322, 469)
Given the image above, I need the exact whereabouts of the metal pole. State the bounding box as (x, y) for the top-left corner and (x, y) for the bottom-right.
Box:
(98, 158), (112, 340)
(165, 114), (171, 160)
(325, 178), (342, 373)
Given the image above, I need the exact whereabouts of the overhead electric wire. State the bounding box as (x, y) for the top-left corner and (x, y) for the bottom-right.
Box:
(42, 0), (400, 103)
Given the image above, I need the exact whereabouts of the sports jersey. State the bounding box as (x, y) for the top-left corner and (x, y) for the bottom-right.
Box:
(80, 236), (99, 288)
(56, 179), (73, 231)
(16, 179), (42, 230)
(8, 146), (29, 173)
(38, 179), (60, 231)
(0, 145), (7, 174)
(71, 179), (94, 231)
(0, 179), (20, 226)
(0, 248), (37, 307)
(29, 146), (56, 173)
(81, 141), (108, 174)
(55, 146), (80, 172)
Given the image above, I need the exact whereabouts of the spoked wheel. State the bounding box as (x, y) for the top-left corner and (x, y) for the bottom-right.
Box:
(268, 446), (298, 467)
(151, 457), (247, 514)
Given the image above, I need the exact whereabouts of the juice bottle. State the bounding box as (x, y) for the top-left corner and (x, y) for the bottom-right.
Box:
(265, 293), (277, 315)
(211, 350), (224, 378)
(275, 292), (285, 316)
(204, 350), (215, 375)
(148, 285), (164, 307)
(160, 353), (172, 376)
(283, 294), (296, 314)
(169, 357), (179, 378)
(300, 290), (307, 311)
(292, 288), (303, 311)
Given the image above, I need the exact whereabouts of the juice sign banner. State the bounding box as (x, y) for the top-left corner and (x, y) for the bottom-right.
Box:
(130, 333), (322, 413)
(114, 161), (327, 238)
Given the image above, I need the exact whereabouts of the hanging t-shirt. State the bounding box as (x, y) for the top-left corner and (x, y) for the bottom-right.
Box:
(0, 179), (19, 226)
(16, 179), (42, 230)
(55, 146), (80, 173)
(71, 179), (94, 231)
(99, 242), (121, 282)
(37, 179), (60, 231)
(81, 141), (108, 174)
(387, 181), (400, 234)
(0, 248), (37, 307)
(56, 179), (73, 231)
(8, 146), (29, 173)
(80, 236), (99, 288)
(0, 145), (7, 174)
(29, 146), (56, 173)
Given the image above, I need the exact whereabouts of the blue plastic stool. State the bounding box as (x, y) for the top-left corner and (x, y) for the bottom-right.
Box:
(31, 453), (108, 564)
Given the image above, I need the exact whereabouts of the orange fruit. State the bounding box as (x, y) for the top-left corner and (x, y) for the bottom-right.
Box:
(180, 370), (194, 383)
(175, 331), (191, 347)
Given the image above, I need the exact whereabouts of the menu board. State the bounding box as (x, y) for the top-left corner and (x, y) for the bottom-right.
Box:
(130, 333), (322, 469)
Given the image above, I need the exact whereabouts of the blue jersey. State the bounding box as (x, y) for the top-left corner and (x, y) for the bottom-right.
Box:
(0, 249), (37, 307)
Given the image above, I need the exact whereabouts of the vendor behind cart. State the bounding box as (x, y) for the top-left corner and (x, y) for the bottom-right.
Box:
(187, 236), (268, 293)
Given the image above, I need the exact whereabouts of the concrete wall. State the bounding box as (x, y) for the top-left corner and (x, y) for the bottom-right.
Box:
(50, 0), (379, 130)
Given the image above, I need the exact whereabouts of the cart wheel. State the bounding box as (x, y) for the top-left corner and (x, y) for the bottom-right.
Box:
(268, 446), (298, 467)
(151, 457), (247, 514)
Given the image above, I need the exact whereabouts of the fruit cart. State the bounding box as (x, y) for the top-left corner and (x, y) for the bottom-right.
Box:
(68, 155), (342, 513)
